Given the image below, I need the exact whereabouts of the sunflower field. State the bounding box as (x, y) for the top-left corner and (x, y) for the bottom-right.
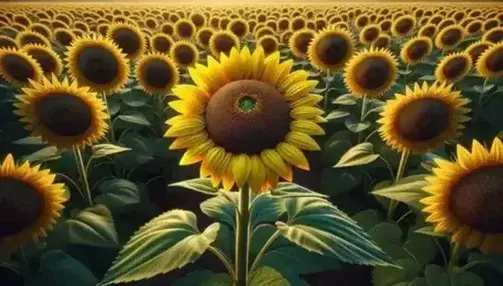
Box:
(0, 2), (503, 286)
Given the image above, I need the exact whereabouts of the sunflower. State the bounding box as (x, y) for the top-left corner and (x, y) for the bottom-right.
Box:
(256, 35), (278, 56)
(0, 48), (43, 88)
(359, 24), (381, 45)
(483, 18), (500, 32)
(227, 18), (249, 39)
(344, 47), (398, 98)
(135, 53), (179, 95)
(150, 33), (174, 55)
(372, 34), (391, 50)
(107, 22), (145, 60)
(289, 28), (316, 59)
(0, 153), (66, 252)
(280, 30), (293, 44)
(466, 20), (483, 35)
(378, 81), (470, 153)
(196, 27), (214, 50)
(53, 28), (76, 48)
(0, 35), (18, 50)
(277, 17), (290, 32)
(355, 15), (370, 29)
(174, 19), (196, 41)
(435, 25), (466, 51)
(209, 30), (240, 59)
(421, 137), (503, 253)
(290, 16), (306, 31)
(308, 27), (354, 73)
(161, 23), (175, 36)
(482, 27), (503, 44)
(190, 12), (207, 29)
(379, 19), (393, 34)
(165, 46), (324, 192)
(13, 14), (31, 27)
(21, 44), (62, 77)
(465, 41), (493, 66)
(170, 40), (199, 68)
(66, 34), (129, 94)
(418, 24), (438, 38)
(392, 15), (416, 37)
(14, 75), (109, 149)
(400, 36), (433, 65)
(255, 27), (275, 39)
(219, 17), (231, 30)
(476, 42), (503, 78)
(15, 31), (50, 48)
(435, 52), (473, 84)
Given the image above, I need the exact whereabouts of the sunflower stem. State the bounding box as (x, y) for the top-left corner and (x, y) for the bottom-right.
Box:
(101, 93), (116, 143)
(474, 78), (489, 122)
(387, 148), (410, 220)
(448, 242), (463, 272)
(323, 71), (332, 111)
(235, 184), (251, 286)
(358, 95), (368, 143)
(73, 147), (93, 207)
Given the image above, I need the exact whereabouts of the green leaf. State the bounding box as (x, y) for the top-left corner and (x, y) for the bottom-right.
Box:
(22, 146), (61, 163)
(271, 182), (329, 199)
(251, 193), (286, 228)
(473, 84), (495, 94)
(451, 270), (484, 286)
(95, 179), (140, 209)
(345, 118), (371, 133)
(249, 267), (291, 286)
(203, 273), (234, 286)
(170, 178), (220, 195)
(425, 265), (450, 286)
(368, 222), (402, 246)
(332, 94), (357, 105)
(408, 277), (429, 286)
(352, 209), (380, 231)
(13, 136), (44, 145)
(414, 226), (448, 238)
(372, 258), (420, 286)
(200, 193), (238, 228)
(325, 110), (350, 120)
(275, 197), (395, 267)
(371, 174), (429, 210)
(321, 168), (360, 196)
(117, 113), (151, 126)
(37, 250), (98, 286)
(172, 270), (215, 286)
(418, 75), (436, 81)
(60, 205), (118, 248)
(334, 142), (379, 168)
(122, 89), (148, 107)
(92, 144), (131, 159)
(404, 234), (436, 266)
(98, 210), (220, 285)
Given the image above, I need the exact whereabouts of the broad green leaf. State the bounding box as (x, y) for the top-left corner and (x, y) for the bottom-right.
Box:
(322, 131), (352, 164)
(451, 270), (484, 286)
(37, 250), (98, 286)
(425, 265), (450, 286)
(473, 84), (495, 94)
(122, 89), (148, 107)
(22, 146), (61, 163)
(368, 222), (402, 246)
(95, 179), (140, 209)
(414, 226), (448, 238)
(321, 168), (360, 196)
(60, 205), (118, 248)
(250, 193), (286, 228)
(326, 110), (350, 120)
(172, 270), (215, 286)
(408, 277), (429, 286)
(98, 210), (220, 285)
(200, 193), (239, 228)
(372, 258), (420, 286)
(13, 136), (44, 145)
(419, 75), (436, 81)
(271, 182), (329, 199)
(117, 114), (151, 126)
(334, 142), (379, 168)
(404, 234), (436, 266)
(170, 178), (220, 195)
(203, 273), (233, 286)
(92, 144), (131, 159)
(345, 118), (371, 133)
(249, 266), (290, 286)
(275, 197), (395, 267)
(352, 209), (380, 231)
(372, 174), (429, 210)
(332, 94), (357, 105)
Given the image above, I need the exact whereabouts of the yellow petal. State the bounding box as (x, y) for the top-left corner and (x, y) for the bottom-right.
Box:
(251, 46), (266, 79)
(172, 84), (210, 100)
(169, 99), (205, 115)
(231, 154), (251, 188)
(260, 149), (291, 181)
(164, 116), (205, 137)
(205, 147), (229, 175)
(490, 137), (503, 161)
(180, 140), (214, 165)
(290, 120), (325, 135)
(169, 132), (208, 150)
(286, 131), (321, 151)
(290, 106), (324, 120)
(285, 80), (319, 101)
(248, 155), (266, 192)
(279, 70), (309, 91)
(276, 142), (310, 170)
(290, 94), (324, 108)
(274, 59), (294, 86)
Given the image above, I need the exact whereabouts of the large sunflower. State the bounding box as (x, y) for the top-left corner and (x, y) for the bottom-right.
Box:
(307, 27), (354, 72)
(400, 36), (433, 65)
(66, 34), (129, 94)
(344, 47), (398, 98)
(21, 44), (63, 77)
(0, 48), (43, 88)
(476, 42), (503, 78)
(378, 81), (470, 153)
(0, 153), (66, 252)
(209, 30), (240, 59)
(136, 53), (179, 95)
(435, 52), (473, 84)
(165, 47), (325, 192)
(14, 75), (109, 149)
(106, 22), (146, 60)
(421, 137), (503, 253)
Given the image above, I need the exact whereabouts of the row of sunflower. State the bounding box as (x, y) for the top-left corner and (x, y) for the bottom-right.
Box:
(0, 2), (502, 286)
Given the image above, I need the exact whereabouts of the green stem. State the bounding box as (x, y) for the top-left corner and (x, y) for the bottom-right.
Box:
(387, 148), (410, 220)
(358, 95), (368, 143)
(474, 78), (489, 122)
(235, 185), (251, 286)
(73, 147), (93, 207)
(448, 243), (462, 272)
(101, 93), (116, 143)
(209, 246), (236, 282)
(404, 64), (410, 83)
(250, 230), (280, 274)
(323, 71), (332, 111)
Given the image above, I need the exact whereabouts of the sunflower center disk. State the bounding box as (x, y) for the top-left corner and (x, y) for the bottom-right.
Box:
(316, 35), (349, 66)
(214, 35), (235, 55)
(449, 165), (503, 233)
(205, 79), (291, 154)
(407, 41), (428, 61)
(354, 56), (391, 90)
(441, 29), (461, 46)
(112, 28), (140, 55)
(36, 94), (92, 137)
(153, 37), (171, 53)
(442, 57), (468, 79)
(295, 33), (313, 54)
(0, 178), (44, 237)
(396, 98), (450, 141)
(1, 54), (35, 82)
(28, 50), (56, 74)
(396, 19), (413, 34)
(175, 46), (195, 65)
(78, 45), (119, 85)
(488, 30), (503, 43)
(486, 47), (503, 73)
(142, 59), (173, 89)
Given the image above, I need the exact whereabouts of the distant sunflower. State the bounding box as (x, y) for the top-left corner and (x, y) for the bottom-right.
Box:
(372, 34), (391, 49)
(435, 52), (473, 84)
(170, 40), (199, 68)
(161, 23), (175, 36)
(0, 35), (18, 50)
(174, 19), (196, 40)
(97, 23), (109, 37)
(0, 153), (66, 252)
(344, 47), (398, 98)
(477, 42), (503, 78)
(290, 16), (306, 31)
(53, 28), (76, 47)
(465, 41), (493, 66)
(15, 31), (50, 48)
(466, 20), (483, 35)
(190, 12), (207, 29)
(392, 15), (416, 37)
(21, 44), (62, 77)
(165, 47), (324, 192)
(289, 28), (316, 59)
(227, 18), (249, 39)
(257, 35), (279, 56)
(421, 137), (503, 253)
(66, 35), (129, 94)
(136, 53), (179, 95)
(435, 25), (466, 51)
(107, 22), (145, 60)
(196, 27), (214, 49)
(418, 24), (438, 38)
(0, 48), (43, 88)
(355, 14), (370, 29)
(482, 27), (503, 44)
(209, 30), (240, 58)
(150, 33), (174, 54)
(255, 27), (275, 39)
(277, 17), (290, 32)
(280, 30), (293, 44)
(28, 23), (51, 39)
(379, 19), (393, 34)
(483, 18), (500, 32)
(308, 27), (354, 72)
(14, 75), (109, 148)
(359, 24), (381, 45)
(378, 81), (470, 153)
(400, 36), (433, 65)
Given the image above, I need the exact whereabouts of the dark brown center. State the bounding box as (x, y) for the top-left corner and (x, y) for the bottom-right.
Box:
(468, 22), (482, 33)
(364, 27), (380, 42)
(381, 20), (391, 31)
(485, 47), (503, 73)
(395, 18), (414, 34)
(407, 40), (429, 61)
(192, 14), (205, 27)
(260, 38), (277, 55)
(20, 35), (46, 47)
(357, 16), (368, 27)
(153, 36), (172, 53)
(111, 27), (141, 55)
(294, 32), (314, 55)
(141, 59), (174, 89)
(396, 98), (450, 141)
(177, 22), (194, 38)
(213, 34), (236, 56)
(162, 24), (174, 35)
(56, 31), (73, 46)
(449, 165), (503, 233)
(1, 54), (35, 83)
(292, 18), (305, 30)
(0, 38), (17, 49)
(441, 29), (462, 46)
(486, 30), (503, 44)
(230, 21), (247, 37)
(315, 33), (350, 66)
(174, 45), (195, 65)
(469, 44), (491, 64)
(27, 49), (56, 75)
(484, 20), (498, 31)
(77, 45), (119, 85)
(353, 56), (392, 90)
(421, 27), (436, 38)
(220, 18), (230, 29)
(374, 36), (390, 48)
(205, 79), (291, 154)
(0, 178), (44, 237)
(279, 19), (289, 30)
(442, 57), (468, 79)
(198, 30), (213, 46)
